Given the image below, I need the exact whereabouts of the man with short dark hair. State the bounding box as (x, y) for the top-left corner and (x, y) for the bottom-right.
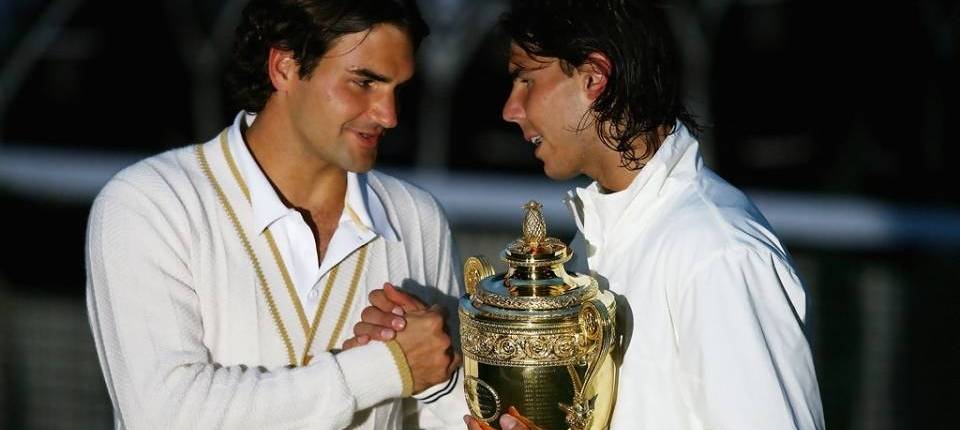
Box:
(86, 1), (464, 428)
(357, 1), (825, 429)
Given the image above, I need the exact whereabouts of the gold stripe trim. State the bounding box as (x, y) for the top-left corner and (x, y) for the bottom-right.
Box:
(219, 132), (311, 336)
(264, 231), (311, 335)
(326, 245), (368, 351)
(385, 339), (414, 397)
(302, 262), (340, 364)
(216, 130), (371, 367)
(195, 141), (298, 366)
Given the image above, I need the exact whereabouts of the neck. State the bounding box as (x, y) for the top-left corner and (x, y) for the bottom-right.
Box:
(594, 164), (640, 193)
(584, 137), (645, 193)
(243, 106), (347, 213)
(586, 125), (671, 192)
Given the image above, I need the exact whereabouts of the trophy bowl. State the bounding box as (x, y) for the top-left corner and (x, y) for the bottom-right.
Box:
(460, 201), (618, 430)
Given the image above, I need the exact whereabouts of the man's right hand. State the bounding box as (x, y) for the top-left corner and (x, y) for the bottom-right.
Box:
(343, 283), (459, 393)
(395, 304), (459, 393)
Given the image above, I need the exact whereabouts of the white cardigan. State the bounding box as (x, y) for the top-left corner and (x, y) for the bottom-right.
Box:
(86, 127), (465, 429)
(567, 124), (825, 430)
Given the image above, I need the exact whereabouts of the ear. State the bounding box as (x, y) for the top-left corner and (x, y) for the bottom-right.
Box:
(267, 47), (299, 92)
(578, 52), (612, 101)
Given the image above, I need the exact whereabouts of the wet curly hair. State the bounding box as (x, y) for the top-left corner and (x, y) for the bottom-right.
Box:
(225, 0), (429, 113)
(502, 0), (699, 170)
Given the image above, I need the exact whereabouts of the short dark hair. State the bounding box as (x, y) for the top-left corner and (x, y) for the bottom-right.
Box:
(226, 0), (429, 113)
(502, 0), (699, 170)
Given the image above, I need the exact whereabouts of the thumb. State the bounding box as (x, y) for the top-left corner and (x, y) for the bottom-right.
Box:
(499, 414), (525, 430)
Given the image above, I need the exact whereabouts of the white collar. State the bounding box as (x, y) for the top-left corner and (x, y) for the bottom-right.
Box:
(567, 121), (699, 245)
(227, 111), (398, 241)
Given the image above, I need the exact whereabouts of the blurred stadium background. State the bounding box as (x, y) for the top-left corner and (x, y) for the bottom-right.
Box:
(1, 0), (958, 428)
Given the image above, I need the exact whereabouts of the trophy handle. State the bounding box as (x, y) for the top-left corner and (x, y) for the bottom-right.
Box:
(464, 256), (495, 296)
(581, 297), (614, 392)
(562, 297), (615, 430)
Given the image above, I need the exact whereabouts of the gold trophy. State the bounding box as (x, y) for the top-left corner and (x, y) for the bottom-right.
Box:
(460, 201), (618, 430)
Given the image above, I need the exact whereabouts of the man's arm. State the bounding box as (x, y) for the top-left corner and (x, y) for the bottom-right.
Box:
(86, 188), (405, 429)
(347, 207), (469, 428)
(672, 247), (825, 430)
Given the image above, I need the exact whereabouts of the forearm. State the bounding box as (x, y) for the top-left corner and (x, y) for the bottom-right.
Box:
(89, 299), (403, 429)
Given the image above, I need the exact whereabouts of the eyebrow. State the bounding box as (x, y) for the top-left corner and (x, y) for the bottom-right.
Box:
(508, 62), (547, 79)
(508, 63), (527, 78)
(349, 67), (391, 83)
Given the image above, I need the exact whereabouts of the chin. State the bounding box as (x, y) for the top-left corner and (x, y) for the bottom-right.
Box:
(543, 165), (577, 181)
(346, 152), (378, 173)
(348, 162), (376, 173)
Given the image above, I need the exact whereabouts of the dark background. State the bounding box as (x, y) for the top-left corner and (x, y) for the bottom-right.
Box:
(1, 0), (958, 428)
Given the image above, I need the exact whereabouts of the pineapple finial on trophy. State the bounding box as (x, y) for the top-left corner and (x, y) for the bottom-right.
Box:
(521, 200), (547, 245)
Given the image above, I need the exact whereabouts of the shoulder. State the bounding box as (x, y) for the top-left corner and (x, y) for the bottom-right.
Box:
(364, 170), (447, 220)
(99, 146), (196, 199)
(658, 169), (788, 263)
(92, 145), (204, 225)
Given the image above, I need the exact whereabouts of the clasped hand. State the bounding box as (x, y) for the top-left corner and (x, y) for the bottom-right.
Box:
(342, 283), (459, 394)
(343, 283), (540, 429)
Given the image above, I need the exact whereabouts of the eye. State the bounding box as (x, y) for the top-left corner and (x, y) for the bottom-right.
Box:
(354, 79), (375, 89)
(511, 73), (531, 86)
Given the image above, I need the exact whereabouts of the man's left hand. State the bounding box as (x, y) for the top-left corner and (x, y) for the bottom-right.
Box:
(342, 283), (427, 350)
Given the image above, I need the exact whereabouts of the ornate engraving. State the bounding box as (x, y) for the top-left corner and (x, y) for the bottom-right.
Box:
(522, 200), (547, 243)
(463, 256), (495, 296)
(460, 320), (593, 367)
(474, 278), (597, 311)
(559, 396), (595, 430)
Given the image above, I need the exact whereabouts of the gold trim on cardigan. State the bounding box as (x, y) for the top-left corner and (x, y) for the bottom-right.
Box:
(385, 339), (414, 397)
(219, 133), (311, 336)
(211, 130), (371, 367)
(326, 244), (368, 351)
(196, 142), (298, 366)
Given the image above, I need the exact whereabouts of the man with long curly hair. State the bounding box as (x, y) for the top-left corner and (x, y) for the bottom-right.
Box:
(85, 1), (466, 428)
(478, 1), (825, 428)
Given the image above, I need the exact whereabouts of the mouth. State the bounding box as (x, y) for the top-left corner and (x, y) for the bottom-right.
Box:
(351, 129), (382, 148)
(529, 135), (543, 147)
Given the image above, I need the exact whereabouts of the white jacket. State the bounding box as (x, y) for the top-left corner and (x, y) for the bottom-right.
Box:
(567, 124), (825, 430)
(85, 119), (466, 429)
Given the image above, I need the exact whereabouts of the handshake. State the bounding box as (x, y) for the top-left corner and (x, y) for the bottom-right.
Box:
(342, 282), (460, 394)
(342, 283), (540, 430)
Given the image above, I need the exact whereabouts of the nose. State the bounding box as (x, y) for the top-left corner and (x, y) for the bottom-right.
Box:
(371, 92), (398, 129)
(502, 85), (525, 124)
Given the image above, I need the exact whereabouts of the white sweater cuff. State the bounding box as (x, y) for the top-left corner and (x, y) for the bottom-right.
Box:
(413, 367), (459, 403)
(335, 341), (404, 410)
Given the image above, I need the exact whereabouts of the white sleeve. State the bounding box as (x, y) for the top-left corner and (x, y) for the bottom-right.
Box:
(85, 186), (404, 430)
(672, 247), (825, 430)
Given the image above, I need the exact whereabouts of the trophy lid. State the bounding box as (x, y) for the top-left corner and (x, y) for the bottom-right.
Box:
(501, 201), (572, 267)
(464, 201), (596, 311)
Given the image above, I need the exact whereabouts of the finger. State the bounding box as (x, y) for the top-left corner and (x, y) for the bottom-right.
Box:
(499, 413), (527, 430)
(446, 351), (462, 375)
(341, 337), (359, 350)
(384, 282), (427, 311)
(352, 322), (395, 341)
(369, 289), (406, 316)
(464, 416), (496, 430)
(361, 305), (406, 331)
(505, 407), (539, 430)
(340, 334), (369, 350)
